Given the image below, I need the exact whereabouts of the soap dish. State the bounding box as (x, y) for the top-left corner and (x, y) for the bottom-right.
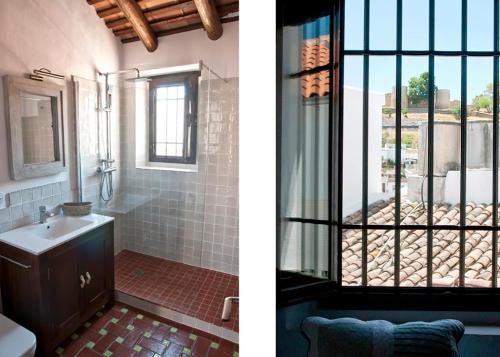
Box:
(62, 202), (92, 216)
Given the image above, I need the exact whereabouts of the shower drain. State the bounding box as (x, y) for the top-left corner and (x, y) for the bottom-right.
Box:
(132, 269), (145, 277)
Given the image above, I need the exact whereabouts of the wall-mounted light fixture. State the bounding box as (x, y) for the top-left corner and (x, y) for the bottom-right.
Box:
(28, 68), (65, 81)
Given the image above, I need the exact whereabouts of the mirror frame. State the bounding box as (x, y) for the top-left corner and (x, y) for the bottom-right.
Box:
(3, 75), (66, 180)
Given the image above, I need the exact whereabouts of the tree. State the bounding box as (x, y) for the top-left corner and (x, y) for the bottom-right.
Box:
(472, 94), (492, 112)
(471, 83), (494, 113)
(407, 72), (437, 106)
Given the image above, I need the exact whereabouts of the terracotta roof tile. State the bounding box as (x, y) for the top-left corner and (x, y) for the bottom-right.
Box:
(342, 200), (498, 288)
(301, 41), (330, 98)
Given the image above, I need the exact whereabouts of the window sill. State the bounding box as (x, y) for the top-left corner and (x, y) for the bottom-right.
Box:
(136, 162), (198, 173)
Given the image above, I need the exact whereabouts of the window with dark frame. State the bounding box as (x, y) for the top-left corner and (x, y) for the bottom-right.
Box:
(278, 0), (500, 303)
(149, 71), (199, 164)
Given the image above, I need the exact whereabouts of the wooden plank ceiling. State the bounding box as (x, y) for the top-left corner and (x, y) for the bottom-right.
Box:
(87, 0), (238, 51)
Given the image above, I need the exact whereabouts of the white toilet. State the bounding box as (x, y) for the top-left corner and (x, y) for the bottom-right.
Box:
(0, 314), (36, 357)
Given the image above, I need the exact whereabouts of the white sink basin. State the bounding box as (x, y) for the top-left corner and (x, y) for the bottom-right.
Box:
(32, 217), (93, 240)
(0, 213), (114, 255)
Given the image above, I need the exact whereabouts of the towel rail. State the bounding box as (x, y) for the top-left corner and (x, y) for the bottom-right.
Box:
(0, 254), (31, 269)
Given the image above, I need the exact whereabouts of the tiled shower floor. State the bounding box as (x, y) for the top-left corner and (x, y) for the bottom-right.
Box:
(55, 302), (238, 356)
(115, 250), (239, 333)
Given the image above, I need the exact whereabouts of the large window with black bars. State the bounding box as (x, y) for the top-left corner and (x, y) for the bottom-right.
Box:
(278, 0), (500, 297)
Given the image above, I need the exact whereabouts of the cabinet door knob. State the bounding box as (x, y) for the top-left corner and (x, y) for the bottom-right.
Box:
(80, 275), (85, 288)
(85, 272), (91, 285)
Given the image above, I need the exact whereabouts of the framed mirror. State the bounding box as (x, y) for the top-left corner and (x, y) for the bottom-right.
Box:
(3, 76), (66, 180)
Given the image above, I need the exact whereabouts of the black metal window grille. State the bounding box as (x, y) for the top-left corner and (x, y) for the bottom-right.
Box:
(278, 0), (500, 294)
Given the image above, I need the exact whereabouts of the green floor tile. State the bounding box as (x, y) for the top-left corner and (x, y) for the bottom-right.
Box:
(152, 320), (160, 327)
(162, 339), (170, 346)
(127, 324), (135, 331)
(55, 347), (64, 354)
(136, 314), (144, 320)
(83, 322), (91, 328)
(170, 327), (178, 333)
(233, 352), (239, 357)
(189, 333), (197, 341)
(111, 317), (119, 324)
(96, 311), (103, 317)
(103, 351), (113, 357)
(99, 328), (108, 336)
(154, 354), (161, 357)
(144, 331), (152, 338)
(115, 336), (125, 344)
(70, 333), (78, 340)
(133, 345), (142, 352)
(183, 347), (191, 355)
(86, 341), (95, 349)
(210, 342), (219, 349)
(120, 307), (128, 313)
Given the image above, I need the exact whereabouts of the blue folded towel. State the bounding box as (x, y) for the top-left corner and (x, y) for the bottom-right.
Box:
(302, 317), (464, 357)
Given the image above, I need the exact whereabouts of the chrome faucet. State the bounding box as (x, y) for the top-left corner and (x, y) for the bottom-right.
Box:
(38, 206), (52, 224)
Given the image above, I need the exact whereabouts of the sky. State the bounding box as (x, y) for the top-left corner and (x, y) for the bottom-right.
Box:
(304, 0), (497, 102)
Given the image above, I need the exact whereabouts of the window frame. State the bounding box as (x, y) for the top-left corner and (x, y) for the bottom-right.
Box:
(277, 0), (500, 308)
(148, 71), (199, 165)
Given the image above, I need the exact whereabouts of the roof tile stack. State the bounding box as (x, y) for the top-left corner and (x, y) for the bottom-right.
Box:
(301, 41), (330, 98)
(342, 200), (497, 288)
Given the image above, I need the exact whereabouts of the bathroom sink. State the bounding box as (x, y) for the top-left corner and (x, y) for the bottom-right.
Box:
(32, 216), (93, 240)
(0, 213), (113, 255)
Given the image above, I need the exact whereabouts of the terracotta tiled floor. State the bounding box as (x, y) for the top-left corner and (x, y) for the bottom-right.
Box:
(55, 302), (238, 357)
(115, 250), (239, 332)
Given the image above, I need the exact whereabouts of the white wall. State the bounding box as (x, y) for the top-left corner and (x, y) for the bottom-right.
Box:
(121, 22), (239, 78)
(342, 87), (384, 217)
(0, 0), (122, 193)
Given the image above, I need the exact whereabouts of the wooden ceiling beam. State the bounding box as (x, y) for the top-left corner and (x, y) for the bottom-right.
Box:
(121, 15), (237, 43)
(87, 0), (110, 6)
(96, 0), (179, 20)
(114, 0), (158, 51)
(193, 0), (222, 40)
(114, 3), (237, 38)
(106, 1), (196, 31)
(114, 11), (201, 37)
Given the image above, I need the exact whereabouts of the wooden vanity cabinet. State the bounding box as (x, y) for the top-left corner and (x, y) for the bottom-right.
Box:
(0, 222), (114, 356)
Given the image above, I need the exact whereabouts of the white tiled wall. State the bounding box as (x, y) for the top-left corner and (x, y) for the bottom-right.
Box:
(118, 77), (239, 275)
(0, 181), (73, 233)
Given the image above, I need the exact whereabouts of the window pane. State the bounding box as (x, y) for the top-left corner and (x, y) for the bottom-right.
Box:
(177, 100), (185, 145)
(342, 229), (362, 286)
(400, 230), (427, 287)
(177, 85), (185, 98)
(280, 16), (330, 221)
(167, 86), (178, 98)
(345, 0), (364, 50)
(280, 222), (329, 278)
(166, 99), (178, 143)
(369, 56), (395, 225)
(432, 229), (460, 287)
(156, 100), (167, 144)
(370, 0), (397, 50)
(465, 230), (492, 287)
(166, 143), (176, 156)
(343, 56), (363, 224)
(435, 0), (461, 51)
(402, 0), (429, 50)
(157, 87), (167, 100)
(401, 56), (428, 225)
(367, 229), (394, 287)
(466, 57), (493, 225)
(468, 0), (494, 51)
(434, 57), (462, 225)
(156, 143), (166, 156)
